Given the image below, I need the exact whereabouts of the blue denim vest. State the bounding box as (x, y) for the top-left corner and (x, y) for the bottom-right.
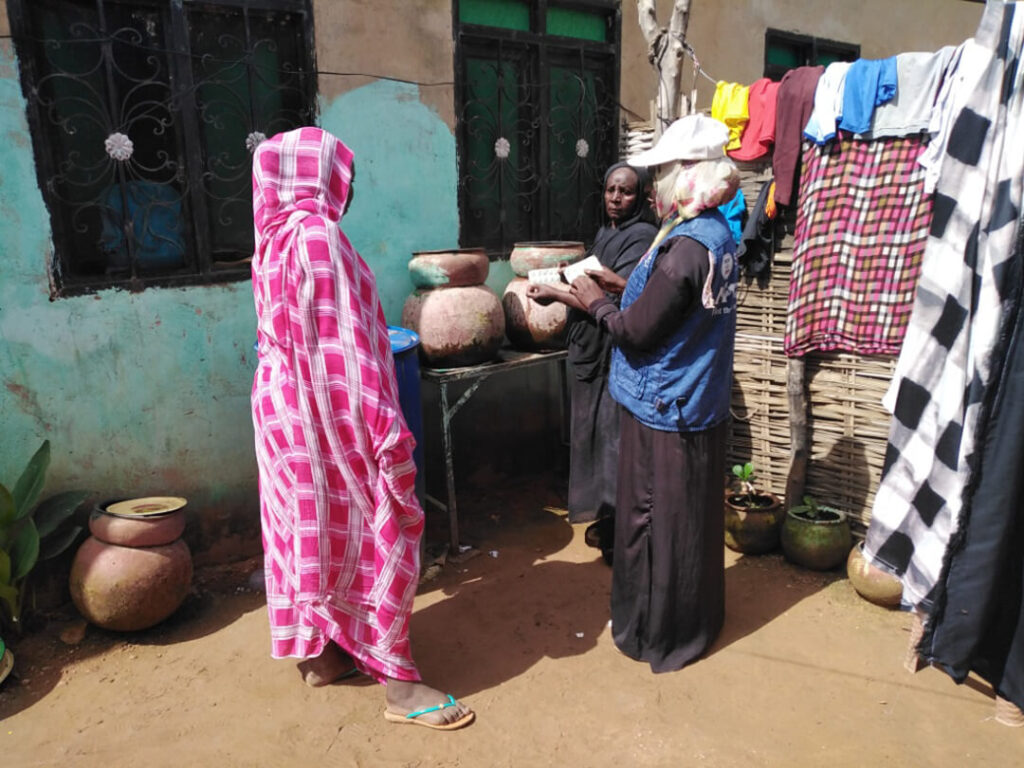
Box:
(609, 209), (738, 432)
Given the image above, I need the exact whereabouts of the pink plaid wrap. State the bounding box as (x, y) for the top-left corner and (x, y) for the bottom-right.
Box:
(251, 127), (422, 682)
(785, 136), (932, 357)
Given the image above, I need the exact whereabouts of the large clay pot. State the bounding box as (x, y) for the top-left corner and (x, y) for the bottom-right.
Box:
(69, 501), (192, 631)
(409, 248), (489, 289)
(781, 507), (852, 570)
(724, 492), (784, 554)
(70, 537), (192, 631)
(846, 542), (902, 607)
(402, 285), (505, 367)
(509, 241), (585, 277)
(502, 277), (568, 350)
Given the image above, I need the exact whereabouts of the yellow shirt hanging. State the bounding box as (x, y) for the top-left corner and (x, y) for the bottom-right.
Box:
(711, 81), (750, 151)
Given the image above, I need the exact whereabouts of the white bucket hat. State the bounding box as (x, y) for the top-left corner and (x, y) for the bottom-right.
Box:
(628, 114), (730, 167)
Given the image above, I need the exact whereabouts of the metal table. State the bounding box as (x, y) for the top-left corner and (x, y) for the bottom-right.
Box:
(420, 347), (568, 554)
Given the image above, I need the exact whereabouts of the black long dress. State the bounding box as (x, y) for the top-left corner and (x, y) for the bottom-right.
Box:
(591, 235), (726, 673)
(565, 208), (656, 525)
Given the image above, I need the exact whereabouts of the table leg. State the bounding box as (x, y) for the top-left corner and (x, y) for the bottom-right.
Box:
(439, 381), (460, 554)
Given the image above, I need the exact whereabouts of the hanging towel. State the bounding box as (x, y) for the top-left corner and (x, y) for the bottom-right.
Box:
(803, 61), (853, 145)
(865, 48), (956, 140)
(729, 78), (781, 161)
(711, 81), (750, 151)
(838, 57), (898, 135)
(772, 65), (824, 208)
(785, 136), (931, 357)
(863, 0), (1024, 614)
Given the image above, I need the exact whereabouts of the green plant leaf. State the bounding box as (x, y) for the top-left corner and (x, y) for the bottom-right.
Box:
(0, 484), (14, 528)
(33, 491), (88, 538)
(12, 441), (51, 521)
(0, 581), (18, 624)
(0, 550), (11, 586)
(744, 462), (754, 476)
(731, 464), (743, 477)
(39, 524), (83, 560)
(9, 519), (40, 582)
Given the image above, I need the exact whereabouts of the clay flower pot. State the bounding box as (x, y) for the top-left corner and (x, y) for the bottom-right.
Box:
(724, 492), (783, 554)
(781, 506), (852, 571)
(846, 542), (902, 607)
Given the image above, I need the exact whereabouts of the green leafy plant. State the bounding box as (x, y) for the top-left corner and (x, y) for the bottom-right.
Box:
(789, 494), (841, 522)
(0, 441), (87, 633)
(730, 462), (761, 507)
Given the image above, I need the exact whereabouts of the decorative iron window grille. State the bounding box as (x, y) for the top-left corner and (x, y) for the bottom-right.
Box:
(454, 0), (621, 258)
(7, 0), (317, 296)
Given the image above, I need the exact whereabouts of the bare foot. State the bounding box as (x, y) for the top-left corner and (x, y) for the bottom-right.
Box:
(384, 679), (474, 730)
(297, 643), (357, 687)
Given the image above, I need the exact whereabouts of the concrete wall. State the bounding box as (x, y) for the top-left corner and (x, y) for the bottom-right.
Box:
(618, 0), (983, 122)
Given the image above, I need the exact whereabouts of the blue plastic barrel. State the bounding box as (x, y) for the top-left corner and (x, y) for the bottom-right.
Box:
(388, 326), (425, 506)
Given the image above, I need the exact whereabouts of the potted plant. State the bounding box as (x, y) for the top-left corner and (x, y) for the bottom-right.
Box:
(1, 440), (87, 638)
(780, 494), (852, 571)
(724, 462), (784, 554)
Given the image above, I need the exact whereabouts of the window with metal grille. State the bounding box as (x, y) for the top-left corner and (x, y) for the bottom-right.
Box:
(764, 28), (859, 82)
(454, 0), (621, 258)
(7, 0), (317, 296)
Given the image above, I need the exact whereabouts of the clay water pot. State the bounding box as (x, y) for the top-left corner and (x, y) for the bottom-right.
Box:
(69, 499), (192, 632)
(408, 248), (489, 289)
(846, 542), (902, 607)
(70, 537), (192, 632)
(781, 507), (852, 571)
(509, 241), (585, 277)
(502, 277), (568, 350)
(401, 285), (505, 367)
(724, 492), (783, 554)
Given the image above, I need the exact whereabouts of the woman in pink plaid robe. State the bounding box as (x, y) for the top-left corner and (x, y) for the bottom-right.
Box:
(251, 127), (472, 730)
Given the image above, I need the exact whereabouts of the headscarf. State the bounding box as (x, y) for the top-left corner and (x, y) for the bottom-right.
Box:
(653, 157), (740, 223)
(252, 126), (354, 267)
(601, 161), (654, 226)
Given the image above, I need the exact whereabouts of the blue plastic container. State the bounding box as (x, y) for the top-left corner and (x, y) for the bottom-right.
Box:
(388, 326), (425, 506)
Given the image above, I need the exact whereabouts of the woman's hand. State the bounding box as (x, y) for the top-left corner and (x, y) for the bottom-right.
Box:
(584, 265), (627, 295)
(570, 274), (606, 309)
(526, 282), (569, 304)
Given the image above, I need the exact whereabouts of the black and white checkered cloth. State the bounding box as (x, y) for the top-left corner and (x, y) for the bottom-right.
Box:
(864, 0), (1024, 612)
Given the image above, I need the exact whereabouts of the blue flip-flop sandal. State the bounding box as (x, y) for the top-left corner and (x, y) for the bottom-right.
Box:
(383, 693), (475, 730)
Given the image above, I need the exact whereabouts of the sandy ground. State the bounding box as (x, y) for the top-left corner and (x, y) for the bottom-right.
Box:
(1, 472), (1021, 768)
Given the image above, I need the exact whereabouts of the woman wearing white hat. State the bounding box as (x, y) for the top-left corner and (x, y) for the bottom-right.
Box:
(570, 114), (740, 672)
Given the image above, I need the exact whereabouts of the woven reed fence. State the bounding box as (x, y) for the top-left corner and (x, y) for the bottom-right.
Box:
(621, 121), (898, 532)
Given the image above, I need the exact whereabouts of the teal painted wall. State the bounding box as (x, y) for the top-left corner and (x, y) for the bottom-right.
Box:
(0, 44), (504, 547)
(319, 79), (513, 318)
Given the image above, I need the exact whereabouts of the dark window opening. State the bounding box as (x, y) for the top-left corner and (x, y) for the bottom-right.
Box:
(455, 0), (621, 258)
(764, 28), (859, 82)
(7, 0), (317, 296)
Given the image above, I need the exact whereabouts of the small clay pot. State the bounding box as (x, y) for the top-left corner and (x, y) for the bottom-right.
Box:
(408, 248), (489, 289)
(781, 507), (852, 570)
(724, 492), (783, 554)
(509, 241), (585, 277)
(502, 277), (568, 350)
(846, 542), (902, 607)
(70, 537), (193, 632)
(89, 508), (186, 547)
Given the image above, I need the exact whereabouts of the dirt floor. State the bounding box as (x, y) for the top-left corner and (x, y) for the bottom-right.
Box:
(1, 472), (1021, 767)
